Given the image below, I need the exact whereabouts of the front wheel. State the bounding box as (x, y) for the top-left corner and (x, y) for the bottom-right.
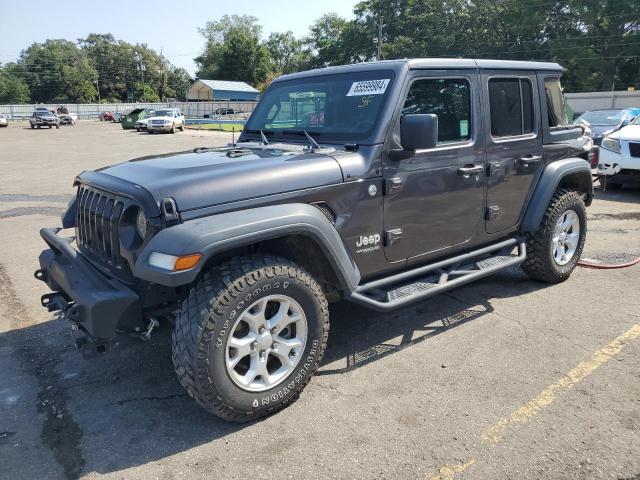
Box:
(172, 255), (329, 422)
(171, 123), (176, 134)
(522, 188), (587, 283)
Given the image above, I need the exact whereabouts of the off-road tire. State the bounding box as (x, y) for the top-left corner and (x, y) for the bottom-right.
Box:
(179, 123), (184, 131)
(171, 123), (176, 134)
(172, 255), (330, 422)
(522, 188), (587, 283)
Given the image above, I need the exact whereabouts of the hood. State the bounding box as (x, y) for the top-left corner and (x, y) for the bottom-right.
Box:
(589, 124), (621, 138)
(92, 146), (345, 212)
(610, 124), (640, 141)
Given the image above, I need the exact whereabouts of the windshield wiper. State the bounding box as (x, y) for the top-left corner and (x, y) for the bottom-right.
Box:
(282, 130), (322, 151)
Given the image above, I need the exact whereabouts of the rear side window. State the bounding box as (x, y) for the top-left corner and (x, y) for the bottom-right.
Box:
(489, 78), (534, 137)
(402, 78), (472, 144)
(544, 77), (569, 128)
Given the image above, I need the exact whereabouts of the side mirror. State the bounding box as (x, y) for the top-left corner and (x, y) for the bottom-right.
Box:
(401, 114), (438, 150)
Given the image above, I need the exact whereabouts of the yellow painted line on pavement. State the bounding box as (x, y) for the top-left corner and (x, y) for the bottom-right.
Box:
(425, 323), (640, 479)
(482, 323), (640, 444)
(426, 459), (476, 480)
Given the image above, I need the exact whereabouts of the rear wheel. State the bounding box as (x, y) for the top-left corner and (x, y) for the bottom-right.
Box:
(172, 255), (329, 422)
(522, 188), (587, 283)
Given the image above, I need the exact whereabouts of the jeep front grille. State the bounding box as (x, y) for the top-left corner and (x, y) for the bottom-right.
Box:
(76, 185), (124, 263)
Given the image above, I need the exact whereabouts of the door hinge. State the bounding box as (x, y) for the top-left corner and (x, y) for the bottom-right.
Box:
(385, 177), (404, 195)
(486, 206), (501, 220)
(488, 162), (503, 177)
(385, 229), (403, 246)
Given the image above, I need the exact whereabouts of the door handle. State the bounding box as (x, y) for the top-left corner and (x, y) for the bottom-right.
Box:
(519, 155), (543, 167)
(457, 165), (484, 178)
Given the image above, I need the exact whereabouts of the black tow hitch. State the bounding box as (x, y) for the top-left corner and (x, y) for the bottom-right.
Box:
(72, 326), (110, 358)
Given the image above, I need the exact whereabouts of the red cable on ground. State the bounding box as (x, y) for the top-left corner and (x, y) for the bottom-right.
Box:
(578, 257), (640, 269)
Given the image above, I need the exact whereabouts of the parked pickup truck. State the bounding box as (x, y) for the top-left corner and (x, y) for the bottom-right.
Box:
(36, 59), (593, 422)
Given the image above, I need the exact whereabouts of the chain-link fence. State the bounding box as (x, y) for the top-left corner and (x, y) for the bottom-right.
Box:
(0, 101), (258, 120)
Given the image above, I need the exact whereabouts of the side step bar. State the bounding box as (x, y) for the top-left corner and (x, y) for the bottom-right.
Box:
(348, 238), (527, 311)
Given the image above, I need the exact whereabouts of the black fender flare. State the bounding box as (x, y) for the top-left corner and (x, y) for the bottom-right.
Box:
(133, 203), (361, 291)
(520, 158), (593, 234)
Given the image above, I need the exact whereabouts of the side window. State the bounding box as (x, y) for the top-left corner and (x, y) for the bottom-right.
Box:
(401, 78), (472, 144)
(489, 78), (534, 137)
(544, 77), (569, 128)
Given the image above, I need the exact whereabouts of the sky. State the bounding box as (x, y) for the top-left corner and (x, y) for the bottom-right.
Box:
(0, 0), (358, 75)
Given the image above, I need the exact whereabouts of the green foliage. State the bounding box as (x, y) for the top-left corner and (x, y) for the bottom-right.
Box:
(0, 64), (30, 103)
(265, 31), (310, 74)
(18, 39), (98, 102)
(133, 82), (160, 102)
(305, 13), (359, 68)
(195, 15), (271, 84)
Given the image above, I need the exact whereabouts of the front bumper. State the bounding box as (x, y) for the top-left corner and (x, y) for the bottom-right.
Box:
(35, 228), (142, 341)
(599, 146), (640, 184)
(148, 123), (173, 132)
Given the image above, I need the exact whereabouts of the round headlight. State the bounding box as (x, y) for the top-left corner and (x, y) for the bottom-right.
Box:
(136, 210), (147, 239)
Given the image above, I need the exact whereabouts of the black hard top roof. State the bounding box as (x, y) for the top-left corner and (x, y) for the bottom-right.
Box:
(276, 58), (563, 83)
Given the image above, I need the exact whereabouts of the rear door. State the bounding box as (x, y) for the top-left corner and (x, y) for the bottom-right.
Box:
(482, 73), (544, 233)
(383, 71), (486, 262)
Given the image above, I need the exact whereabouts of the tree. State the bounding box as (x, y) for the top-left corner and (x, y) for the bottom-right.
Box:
(305, 13), (360, 68)
(265, 31), (310, 74)
(0, 64), (30, 103)
(195, 15), (270, 84)
(256, 70), (282, 93)
(166, 67), (193, 100)
(134, 82), (160, 102)
(18, 39), (97, 103)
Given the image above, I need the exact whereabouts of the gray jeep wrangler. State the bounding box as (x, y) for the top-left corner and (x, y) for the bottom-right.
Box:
(36, 59), (594, 421)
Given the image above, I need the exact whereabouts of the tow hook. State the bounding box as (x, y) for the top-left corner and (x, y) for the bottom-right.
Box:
(141, 318), (159, 341)
(72, 325), (109, 358)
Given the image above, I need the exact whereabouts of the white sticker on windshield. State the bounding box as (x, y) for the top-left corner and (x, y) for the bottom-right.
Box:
(347, 79), (390, 96)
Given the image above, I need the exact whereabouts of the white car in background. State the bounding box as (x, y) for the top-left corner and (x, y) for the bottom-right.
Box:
(146, 108), (185, 134)
(600, 116), (640, 188)
(0, 114), (8, 127)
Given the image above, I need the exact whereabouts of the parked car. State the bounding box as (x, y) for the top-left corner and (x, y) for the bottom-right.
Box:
(55, 106), (77, 125)
(573, 108), (640, 145)
(112, 111), (123, 123)
(35, 59), (593, 422)
(99, 111), (114, 122)
(146, 108), (185, 134)
(135, 118), (151, 132)
(214, 108), (235, 115)
(598, 115), (640, 188)
(122, 108), (155, 130)
(0, 114), (7, 127)
(30, 110), (59, 129)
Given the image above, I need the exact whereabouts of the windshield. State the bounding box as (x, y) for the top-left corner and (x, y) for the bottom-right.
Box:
(245, 71), (395, 141)
(576, 110), (625, 126)
(154, 110), (173, 117)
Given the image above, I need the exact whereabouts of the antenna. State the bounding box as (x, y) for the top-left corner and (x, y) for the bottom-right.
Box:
(260, 129), (270, 145)
(303, 131), (320, 150)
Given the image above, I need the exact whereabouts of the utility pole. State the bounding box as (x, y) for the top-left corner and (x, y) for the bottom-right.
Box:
(135, 52), (146, 101)
(94, 78), (100, 103)
(376, 15), (384, 61)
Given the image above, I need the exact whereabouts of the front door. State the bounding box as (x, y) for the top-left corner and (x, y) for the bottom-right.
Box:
(482, 73), (544, 233)
(383, 72), (486, 263)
